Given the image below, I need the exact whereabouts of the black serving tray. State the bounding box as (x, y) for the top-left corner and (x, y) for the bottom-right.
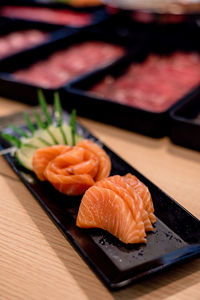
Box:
(0, 0), (104, 10)
(0, 2), (107, 28)
(66, 35), (200, 138)
(96, 11), (200, 42)
(169, 86), (200, 151)
(0, 17), (71, 62)
(0, 30), (131, 104)
(0, 108), (200, 290)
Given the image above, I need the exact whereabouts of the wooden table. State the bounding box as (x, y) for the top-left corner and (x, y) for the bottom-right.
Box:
(0, 96), (200, 300)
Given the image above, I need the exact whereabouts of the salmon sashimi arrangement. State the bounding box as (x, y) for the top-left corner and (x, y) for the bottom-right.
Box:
(2, 92), (156, 245)
(32, 140), (111, 196)
(76, 174), (156, 244)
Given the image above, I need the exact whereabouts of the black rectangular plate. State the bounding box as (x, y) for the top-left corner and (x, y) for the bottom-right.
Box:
(170, 86), (200, 151)
(0, 108), (200, 290)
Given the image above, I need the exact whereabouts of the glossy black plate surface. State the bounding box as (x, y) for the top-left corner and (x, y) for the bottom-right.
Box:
(0, 108), (200, 290)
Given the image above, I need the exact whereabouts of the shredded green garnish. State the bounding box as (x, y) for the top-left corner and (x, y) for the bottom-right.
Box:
(60, 126), (68, 145)
(54, 92), (68, 144)
(34, 111), (46, 129)
(8, 125), (29, 138)
(24, 113), (35, 135)
(54, 92), (62, 126)
(38, 89), (52, 126)
(47, 128), (59, 145)
(1, 132), (21, 148)
(1, 91), (80, 170)
(70, 109), (76, 146)
(38, 137), (52, 147)
(22, 143), (38, 149)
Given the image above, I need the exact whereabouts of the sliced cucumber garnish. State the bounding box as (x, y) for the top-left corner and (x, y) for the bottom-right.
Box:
(2, 90), (82, 172)
(62, 124), (82, 145)
(15, 145), (37, 171)
(16, 125), (82, 171)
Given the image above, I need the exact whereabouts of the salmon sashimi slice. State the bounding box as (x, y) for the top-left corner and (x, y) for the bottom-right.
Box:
(95, 177), (146, 238)
(77, 174), (156, 244)
(76, 139), (111, 181)
(32, 145), (69, 181)
(32, 140), (111, 195)
(123, 173), (156, 224)
(108, 175), (153, 231)
(76, 185), (147, 244)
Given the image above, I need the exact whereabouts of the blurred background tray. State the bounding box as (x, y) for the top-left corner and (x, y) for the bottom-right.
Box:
(0, 2), (106, 27)
(95, 11), (200, 42)
(0, 30), (131, 104)
(0, 0), (103, 9)
(0, 17), (69, 62)
(66, 34), (200, 138)
(0, 1), (200, 144)
(170, 87), (200, 152)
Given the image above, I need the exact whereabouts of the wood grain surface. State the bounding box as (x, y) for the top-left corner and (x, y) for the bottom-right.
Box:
(0, 97), (200, 300)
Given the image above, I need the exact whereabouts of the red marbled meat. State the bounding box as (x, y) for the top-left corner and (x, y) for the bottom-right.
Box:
(12, 42), (125, 88)
(0, 30), (47, 59)
(90, 52), (200, 112)
(0, 6), (92, 26)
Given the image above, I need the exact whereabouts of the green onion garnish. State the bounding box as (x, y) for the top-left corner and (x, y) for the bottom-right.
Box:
(34, 111), (46, 129)
(38, 137), (52, 147)
(70, 109), (76, 146)
(47, 128), (59, 145)
(54, 92), (68, 144)
(54, 92), (62, 127)
(22, 143), (38, 149)
(60, 126), (68, 145)
(38, 89), (52, 126)
(1, 132), (21, 148)
(24, 113), (35, 135)
(8, 125), (29, 138)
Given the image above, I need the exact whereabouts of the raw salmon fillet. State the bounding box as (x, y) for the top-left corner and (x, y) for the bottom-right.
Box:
(95, 177), (146, 237)
(123, 173), (156, 224)
(77, 174), (156, 244)
(105, 175), (153, 231)
(76, 185), (147, 244)
(32, 140), (111, 195)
